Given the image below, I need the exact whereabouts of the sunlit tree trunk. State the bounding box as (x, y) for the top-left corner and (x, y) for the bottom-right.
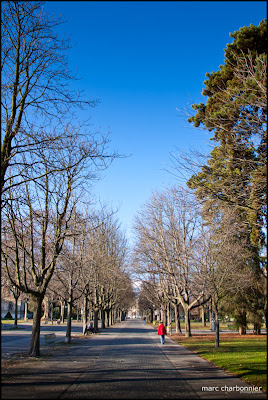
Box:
(184, 307), (191, 337)
(201, 306), (206, 327)
(29, 295), (44, 357)
(24, 300), (28, 321)
(50, 301), (54, 324)
(43, 297), (49, 322)
(174, 302), (182, 333)
(82, 295), (88, 334)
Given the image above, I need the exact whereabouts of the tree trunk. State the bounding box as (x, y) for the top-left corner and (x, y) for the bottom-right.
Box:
(82, 295), (88, 334)
(65, 297), (72, 343)
(29, 295), (43, 357)
(50, 301), (54, 324)
(101, 309), (105, 329)
(24, 300), (28, 321)
(239, 308), (247, 335)
(94, 309), (99, 332)
(184, 307), (191, 337)
(109, 309), (112, 326)
(11, 286), (20, 324)
(174, 303), (182, 333)
(106, 309), (110, 327)
(209, 299), (213, 328)
(43, 297), (49, 322)
(164, 307), (168, 327)
(201, 306), (206, 327)
(167, 302), (171, 328)
(61, 300), (65, 323)
(215, 311), (220, 347)
(14, 296), (18, 327)
(253, 323), (261, 335)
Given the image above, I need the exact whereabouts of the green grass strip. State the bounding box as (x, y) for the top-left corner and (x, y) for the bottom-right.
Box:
(171, 335), (267, 392)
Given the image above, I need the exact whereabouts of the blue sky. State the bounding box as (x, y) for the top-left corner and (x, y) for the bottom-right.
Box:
(44, 1), (266, 243)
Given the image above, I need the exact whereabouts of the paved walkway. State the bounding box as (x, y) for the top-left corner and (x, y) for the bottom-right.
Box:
(1, 320), (266, 399)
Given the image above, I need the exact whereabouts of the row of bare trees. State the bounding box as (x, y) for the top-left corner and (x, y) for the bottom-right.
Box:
(132, 186), (266, 346)
(1, 1), (134, 356)
(46, 208), (135, 343)
(2, 199), (135, 355)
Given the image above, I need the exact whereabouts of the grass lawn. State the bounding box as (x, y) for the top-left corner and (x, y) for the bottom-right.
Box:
(1, 319), (24, 324)
(170, 320), (262, 331)
(171, 333), (267, 392)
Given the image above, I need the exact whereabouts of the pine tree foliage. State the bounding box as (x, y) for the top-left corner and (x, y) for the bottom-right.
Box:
(187, 20), (267, 249)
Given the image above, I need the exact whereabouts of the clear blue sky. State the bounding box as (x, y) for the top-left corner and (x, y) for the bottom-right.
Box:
(44, 1), (266, 243)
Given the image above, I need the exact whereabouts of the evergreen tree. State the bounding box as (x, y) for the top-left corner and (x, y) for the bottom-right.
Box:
(187, 20), (267, 332)
(187, 20), (267, 249)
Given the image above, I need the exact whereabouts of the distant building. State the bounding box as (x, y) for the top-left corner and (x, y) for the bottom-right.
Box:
(1, 296), (26, 319)
(127, 297), (140, 319)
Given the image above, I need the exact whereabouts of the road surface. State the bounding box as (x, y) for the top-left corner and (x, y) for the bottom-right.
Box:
(1, 319), (266, 399)
(1, 321), (85, 359)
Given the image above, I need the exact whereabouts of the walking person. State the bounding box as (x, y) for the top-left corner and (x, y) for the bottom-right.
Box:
(157, 321), (167, 344)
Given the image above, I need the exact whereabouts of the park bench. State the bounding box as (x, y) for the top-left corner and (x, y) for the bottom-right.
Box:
(44, 333), (57, 349)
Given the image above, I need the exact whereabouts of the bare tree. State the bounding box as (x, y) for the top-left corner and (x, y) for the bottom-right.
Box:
(51, 208), (95, 342)
(115, 272), (136, 322)
(193, 211), (254, 346)
(1, 1), (99, 195)
(1, 124), (114, 356)
(80, 210), (131, 330)
(133, 186), (210, 337)
(137, 282), (156, 322)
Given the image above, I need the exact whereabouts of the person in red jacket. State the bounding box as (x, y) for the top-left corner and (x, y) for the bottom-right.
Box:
(157, 321), (167, 344)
